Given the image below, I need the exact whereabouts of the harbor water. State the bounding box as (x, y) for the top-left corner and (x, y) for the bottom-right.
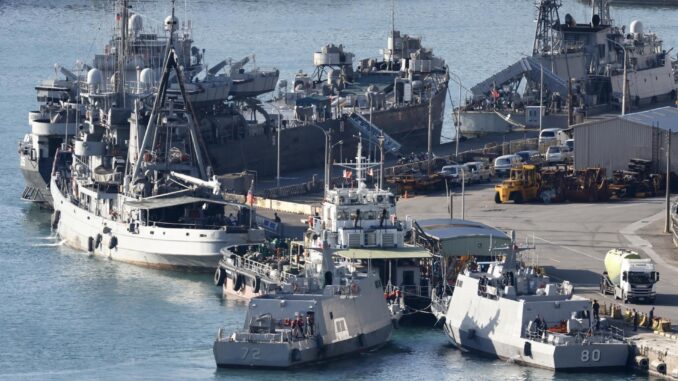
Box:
(1, 0), (677, 379)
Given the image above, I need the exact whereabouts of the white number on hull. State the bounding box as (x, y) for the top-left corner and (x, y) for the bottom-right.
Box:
(241, 347), (261, 360)
(580, 349), (601, 362)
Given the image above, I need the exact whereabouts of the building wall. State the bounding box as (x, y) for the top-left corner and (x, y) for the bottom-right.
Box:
(574, 118), (678, 174)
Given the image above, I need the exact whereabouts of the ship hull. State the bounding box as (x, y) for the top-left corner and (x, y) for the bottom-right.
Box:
(459, 111), (570, 138)
(20, 154), (53, 205)
(51, 180), (255, 272)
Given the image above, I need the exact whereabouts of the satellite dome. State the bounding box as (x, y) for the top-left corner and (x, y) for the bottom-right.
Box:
(630, 20), (643, 35)
(164, 15), (178, 32)
(129, 14), (143, 34)
(86, 68), (103, 90)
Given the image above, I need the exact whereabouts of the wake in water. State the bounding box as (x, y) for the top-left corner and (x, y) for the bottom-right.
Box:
(32, 239), (65, 247)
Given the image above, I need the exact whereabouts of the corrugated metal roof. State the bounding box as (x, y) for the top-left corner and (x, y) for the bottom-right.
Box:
(621, 106), (678, 131)
(416, 218), (509, 241)
(335, 246), (431, 260)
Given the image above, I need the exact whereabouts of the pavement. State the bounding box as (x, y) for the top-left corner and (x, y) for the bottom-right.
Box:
(396, 181), (678, 324)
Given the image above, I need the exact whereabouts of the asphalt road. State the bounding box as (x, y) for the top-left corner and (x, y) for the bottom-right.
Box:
(397, 181), (678, 324)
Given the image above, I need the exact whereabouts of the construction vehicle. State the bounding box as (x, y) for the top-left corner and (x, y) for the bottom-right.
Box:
(494, 164), (540, 203)
(600, 249), (659, 304)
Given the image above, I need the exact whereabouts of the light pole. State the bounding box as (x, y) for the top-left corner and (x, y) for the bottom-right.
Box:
(311, 124), (331, 199)
(448, 71), (465, 157)
(272, 104), (285, 187)
(608, 38), (628, 116)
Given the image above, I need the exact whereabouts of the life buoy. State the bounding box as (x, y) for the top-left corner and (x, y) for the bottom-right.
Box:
(87, 236), (94, 252)
(350, 282), (360, 294)
(254, 276), (261, 293)
(51, 210), (61, 230)
(214, 267), (226, 286)
(233, 274), (243, 291)
(109, 236), (118, 249)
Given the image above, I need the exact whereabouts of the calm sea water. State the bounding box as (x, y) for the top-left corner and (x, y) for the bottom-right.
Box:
(1, 1), (676, 379)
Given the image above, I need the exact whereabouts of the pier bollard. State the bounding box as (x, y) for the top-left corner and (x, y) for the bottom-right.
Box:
(650, 360), (667, 375)
(633, 355), (649, 369)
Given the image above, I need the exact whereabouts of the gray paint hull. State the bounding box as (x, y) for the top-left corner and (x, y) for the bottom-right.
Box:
(214, 322), (392, 368)
(445, 324), (629, 371)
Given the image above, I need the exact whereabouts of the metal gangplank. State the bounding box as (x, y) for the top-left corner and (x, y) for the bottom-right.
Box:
(346, 113), (402, 154)
(470, 56), (568, 100)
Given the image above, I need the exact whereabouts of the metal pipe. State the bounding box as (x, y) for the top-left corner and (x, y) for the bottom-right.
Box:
(461, 167), (465, 220)
(665, 132), (671, 233)
(608, 39), (628, 116)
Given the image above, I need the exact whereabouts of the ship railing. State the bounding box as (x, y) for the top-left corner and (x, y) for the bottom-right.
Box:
(235, 256), (276, 278)
(232, 331), (286, 343)
(148, 220), (229, 230)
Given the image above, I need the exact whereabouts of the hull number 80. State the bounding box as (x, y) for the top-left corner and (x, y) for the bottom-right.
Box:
(581, 349), (601, 362)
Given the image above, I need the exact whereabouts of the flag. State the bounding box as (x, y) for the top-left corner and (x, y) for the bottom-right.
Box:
(343, 169), (352, 179)
(246, 180), (256, 206)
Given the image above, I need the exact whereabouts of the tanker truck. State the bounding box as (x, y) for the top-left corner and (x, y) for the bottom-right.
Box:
(600, 249), (659, 303)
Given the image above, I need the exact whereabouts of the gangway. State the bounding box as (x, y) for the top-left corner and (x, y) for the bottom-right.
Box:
(346, 113), (402, 154)
(470, 56), (568, 100)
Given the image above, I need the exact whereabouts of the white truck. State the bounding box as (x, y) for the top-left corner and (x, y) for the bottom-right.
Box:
(600, 248), (659, 304)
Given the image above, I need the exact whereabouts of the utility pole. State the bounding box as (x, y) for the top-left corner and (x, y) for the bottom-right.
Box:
(427, 92), (433, 176)
(665, 132), (672, 233)
(539, 58), (544, 131)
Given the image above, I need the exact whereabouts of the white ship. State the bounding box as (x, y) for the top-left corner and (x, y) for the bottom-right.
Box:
(50, 2), (264, 271)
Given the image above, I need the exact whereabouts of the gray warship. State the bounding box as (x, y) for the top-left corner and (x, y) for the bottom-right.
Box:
(49, 2), (264, 271)
(213, 247), (394, 368)
(442, 245), (630, 370)
(19, 5), (448, 208)
(460, 0), (678, 136)
(19, 2), (278, 208)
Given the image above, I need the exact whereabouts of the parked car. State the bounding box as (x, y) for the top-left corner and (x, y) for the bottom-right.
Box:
(440, 164), (470, 185)
(565, 138), (574, 152)
(545, 145), (572, 164)
(493, 154), (522, 177)
(465, 161), (492, 182)
(539, 128), (562, 145)
(515, 150), (542, 165)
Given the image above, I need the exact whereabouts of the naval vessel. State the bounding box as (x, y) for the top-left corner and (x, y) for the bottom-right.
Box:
(50, 2), (263, 271)
(214, 138), (432, 321)
(459, 0), (678, 137)
(442, 244), (630, 370)
(19, 3), (448, 208)
(213, 246), (395, 368)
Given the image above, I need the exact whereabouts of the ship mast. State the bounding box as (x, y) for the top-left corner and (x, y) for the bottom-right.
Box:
(116, 0), (129, 107)
(533, 0), (562, 57)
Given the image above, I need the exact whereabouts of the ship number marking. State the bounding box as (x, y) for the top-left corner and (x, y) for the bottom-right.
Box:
(241, 347), (261, 360)
(580, 349), (600, 362)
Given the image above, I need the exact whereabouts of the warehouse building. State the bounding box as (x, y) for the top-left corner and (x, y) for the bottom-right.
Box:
(573, 106), (678, 173)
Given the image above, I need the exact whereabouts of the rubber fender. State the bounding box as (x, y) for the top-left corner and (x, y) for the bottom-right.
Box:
(87, 236), (94, 252)
(214, 267), (226, 287)
(233, 274), (243, 291)
(290, 348), (302, 362)
(650, 360), (667, 374)
(109, 236), (118, 249)
(633, 356), (649, 369)
(254, 276), (261, 294)
(357, 333), (365, 347)
(51, 210), (61, 229)
(95, 234), (103, 249)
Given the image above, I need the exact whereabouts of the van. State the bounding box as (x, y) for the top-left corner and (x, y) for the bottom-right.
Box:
(465, 161), (492, 182)
(539, 128), (562, 145)
(493, 154), (522, 177)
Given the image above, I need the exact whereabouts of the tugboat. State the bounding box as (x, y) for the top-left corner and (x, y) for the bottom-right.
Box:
(213, 247), (394, 368)
(442, 243), (630, 370)
(215, 137), (432, 321)
(50, 2), (263, 271)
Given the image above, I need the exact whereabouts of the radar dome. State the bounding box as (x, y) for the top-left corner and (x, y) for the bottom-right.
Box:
(164, 15), (178, 32)
(86, 68), (103, 89)
(139, 68), (153, 90)
(630, 20), (643, 35)
(129, 14), (143, 34)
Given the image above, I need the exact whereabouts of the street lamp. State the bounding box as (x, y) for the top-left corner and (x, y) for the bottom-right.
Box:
(311, 123), (331, 199)
(448, 71), (465, 158)
(608, 38), (628, 116)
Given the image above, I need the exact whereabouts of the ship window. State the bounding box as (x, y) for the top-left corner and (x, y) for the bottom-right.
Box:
(150, 231), (154, 235)
(329, 312), (334, 320)
(200, 234), (207, 238)
(456, 279), (464, 288)
(334, 319), (347, 333)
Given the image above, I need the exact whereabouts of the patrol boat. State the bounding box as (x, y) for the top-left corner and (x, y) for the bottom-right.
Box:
(214, 138), (430, 319)
(213, 247), (394, 368)
(442, 245), (630, 370)
(50, 3), (263, 271)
